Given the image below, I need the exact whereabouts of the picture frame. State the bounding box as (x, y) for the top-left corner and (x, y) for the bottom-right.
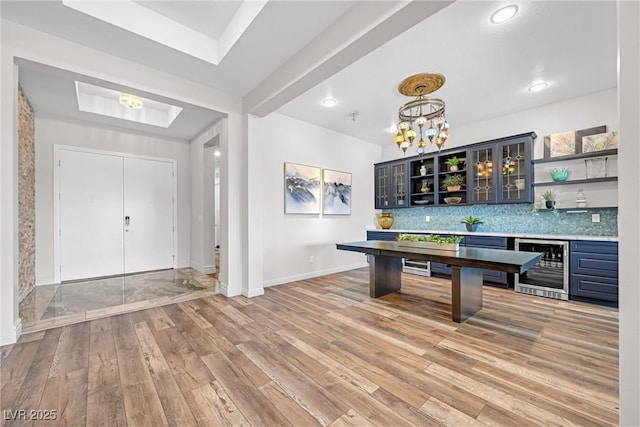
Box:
(284, 162), (321, 214)
(543, 125), (607, 158)
(582, 130), (618, 152)
(322, 169), (352, 215)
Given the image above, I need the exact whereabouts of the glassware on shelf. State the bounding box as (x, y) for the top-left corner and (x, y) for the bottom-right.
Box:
(585, 157), (608, 179)
(576, 188), (587, 208)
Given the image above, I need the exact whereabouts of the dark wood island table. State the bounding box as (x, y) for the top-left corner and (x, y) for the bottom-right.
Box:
(336, 240), (542, 323)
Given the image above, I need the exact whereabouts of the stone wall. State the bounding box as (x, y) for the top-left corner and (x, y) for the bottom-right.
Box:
(18, 85), (35, 301)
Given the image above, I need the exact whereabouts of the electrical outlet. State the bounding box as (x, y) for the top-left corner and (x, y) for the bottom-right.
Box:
(425, 216), (431, 222)
(592, 213), (600, 223)
(309, 255), (315, 263)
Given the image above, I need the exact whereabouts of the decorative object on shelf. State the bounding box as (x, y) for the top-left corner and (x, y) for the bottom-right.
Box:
(284, 162), (321, 214)
(502, 157), (516, 174)
(394, 73), (450, 155)
(445, 156), (462, 171)
(582, 131), (618, 152)
(550, 167), (570, 182)
(414, 200), (430, 205)
(460, 215), (483, 232)
(420, 180), (430, 193)
(444, 197), (462, 204)
(441, 174), (465, 191)
(585, 157), (608, 179)
(397, 233), (463, 251)
(542, 190), (556, 209)
(576, 188), (587, 208)
(543, 125), (607, 158)
(119, 93), (144, 109)
(515, 179), (526, 190)
(419, 165), (427, 176)
(322, 169), (351, 215)
(377, 212), (394, 229)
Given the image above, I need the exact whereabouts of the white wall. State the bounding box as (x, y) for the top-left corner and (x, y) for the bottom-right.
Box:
(189, 122), (221, 275)
(382, 88), (618, 161)
(33, 115), (191, 284)
(251, 112), (380, 286)
(618, 1), (640, 424)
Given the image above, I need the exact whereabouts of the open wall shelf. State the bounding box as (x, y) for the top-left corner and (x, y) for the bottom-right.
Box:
(533, 177), (618, 187)
(533, 149), (617, 164)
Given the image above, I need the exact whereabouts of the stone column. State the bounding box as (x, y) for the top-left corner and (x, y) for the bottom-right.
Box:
(18, 85), (35, 301)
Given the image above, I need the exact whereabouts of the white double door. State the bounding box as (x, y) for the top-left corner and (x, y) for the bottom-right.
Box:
(57, 147), (175, 282)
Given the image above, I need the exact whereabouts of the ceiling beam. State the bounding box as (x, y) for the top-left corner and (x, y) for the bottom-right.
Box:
(243, 1), (454, 117)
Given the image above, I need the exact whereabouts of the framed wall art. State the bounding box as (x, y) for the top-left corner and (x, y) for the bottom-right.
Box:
(582, 130), (618, 152)
(284, 162), (321, 214)
(543, 125), (607, 158)
(322, 169), (352, 215)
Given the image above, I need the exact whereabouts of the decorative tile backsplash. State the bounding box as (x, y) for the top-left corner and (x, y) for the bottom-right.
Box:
(385, 204), (617, 236)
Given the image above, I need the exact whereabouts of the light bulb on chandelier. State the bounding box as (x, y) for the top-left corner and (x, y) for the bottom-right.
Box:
(394, 73), (450, 156)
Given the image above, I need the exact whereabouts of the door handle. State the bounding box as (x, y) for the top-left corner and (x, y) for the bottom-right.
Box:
(125, 216), (130, 226)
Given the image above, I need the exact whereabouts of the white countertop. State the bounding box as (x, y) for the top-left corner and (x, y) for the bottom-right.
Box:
(368, 228), (618, 242)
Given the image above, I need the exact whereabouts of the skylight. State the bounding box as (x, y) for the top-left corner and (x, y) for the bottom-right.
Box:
(74, 81), (183, 128)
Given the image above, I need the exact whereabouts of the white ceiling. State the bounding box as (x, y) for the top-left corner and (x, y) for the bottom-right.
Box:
(2, 1), (618, 145)
(278, 1), (618, 146)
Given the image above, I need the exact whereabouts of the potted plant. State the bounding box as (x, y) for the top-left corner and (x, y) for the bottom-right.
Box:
(461, 215), (483, 232)
(445, 156), (462, 172)
(441, 174), (465, 191)
(542, 190), (556, 209)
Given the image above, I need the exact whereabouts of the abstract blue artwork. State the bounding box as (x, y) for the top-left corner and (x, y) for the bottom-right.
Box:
(284, 162), (321, 214)
(323, 169), (351, 215)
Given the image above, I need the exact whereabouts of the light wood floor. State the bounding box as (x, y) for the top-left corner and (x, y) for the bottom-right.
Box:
(1, 268), (618, 426)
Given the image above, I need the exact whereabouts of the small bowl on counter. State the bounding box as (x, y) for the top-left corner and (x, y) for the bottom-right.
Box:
(550, 167), (570, 182)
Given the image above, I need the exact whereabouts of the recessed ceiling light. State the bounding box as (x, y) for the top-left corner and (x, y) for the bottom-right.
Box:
(321, 97), (337, 107)
(490, 4), (518, 24)
(528, 82), (549, 92)
(214, 150), (221, 157)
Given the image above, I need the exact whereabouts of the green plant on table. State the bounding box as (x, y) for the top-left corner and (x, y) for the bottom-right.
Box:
(441, 174), (465, 189)
(397, 234), (464, 244)
(460, 215), (483, 225)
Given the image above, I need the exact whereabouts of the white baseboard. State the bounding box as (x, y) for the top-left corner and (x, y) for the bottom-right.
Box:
(220, 281), (242, 297)
(1, 318), (22, 346)
(263, 262), (368, 288)
(243, 287), (265, 298)
(190, 261), (216, 274)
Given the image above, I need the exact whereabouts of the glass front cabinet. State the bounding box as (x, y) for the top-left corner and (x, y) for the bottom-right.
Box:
(374, 132), (535, 208)
(497, 134), (534, 204)
(469, 133), (534, 204)
(374, 160), (409, 209)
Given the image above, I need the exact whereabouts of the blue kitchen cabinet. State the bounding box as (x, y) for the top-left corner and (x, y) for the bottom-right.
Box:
(374, 160), (409, 209)
(366, 231), (398, 241)
(570, 241), (618, 306)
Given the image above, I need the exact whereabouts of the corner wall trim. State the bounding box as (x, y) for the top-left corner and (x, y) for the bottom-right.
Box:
(1, 318), (22, 346)
(263, 263), (368, 288)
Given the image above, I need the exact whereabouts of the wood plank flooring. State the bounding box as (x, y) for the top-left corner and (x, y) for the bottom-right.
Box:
(1, 268), (619, 426)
